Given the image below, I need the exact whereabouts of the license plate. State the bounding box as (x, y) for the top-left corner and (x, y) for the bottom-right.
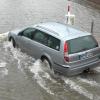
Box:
(79, 52), (93, 60)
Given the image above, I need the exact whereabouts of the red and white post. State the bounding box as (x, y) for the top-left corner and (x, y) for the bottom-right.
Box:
(65, 2), (75, 25)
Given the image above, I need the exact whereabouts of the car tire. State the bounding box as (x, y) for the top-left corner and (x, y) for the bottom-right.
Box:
(42, 58), (51, 68)
(11, 38), (16, 48)
(41, 57), (57, 75)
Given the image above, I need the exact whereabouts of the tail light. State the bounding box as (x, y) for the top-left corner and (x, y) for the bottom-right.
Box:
(64, 42), (69, 62)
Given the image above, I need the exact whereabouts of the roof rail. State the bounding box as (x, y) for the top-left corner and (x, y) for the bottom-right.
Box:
(36, 25), (59, 36)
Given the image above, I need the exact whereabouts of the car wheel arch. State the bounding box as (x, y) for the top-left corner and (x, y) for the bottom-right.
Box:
(41, 54), (53, 69)
(9, 37), (16, 48)
(9, 36), (13, 41)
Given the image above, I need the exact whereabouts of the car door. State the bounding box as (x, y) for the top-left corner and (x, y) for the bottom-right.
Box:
(32, 29), (61, 65)
(31, 30), (48, 59)
(16, 27), (36, 55)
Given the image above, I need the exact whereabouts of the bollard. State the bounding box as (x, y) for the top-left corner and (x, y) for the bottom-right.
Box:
(65, 1), (75, 25)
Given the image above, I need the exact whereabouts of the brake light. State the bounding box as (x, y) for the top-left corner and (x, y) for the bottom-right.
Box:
(64, 42), (69, 62)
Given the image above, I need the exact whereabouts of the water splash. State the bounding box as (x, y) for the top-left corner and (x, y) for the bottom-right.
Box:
(0, 32), (9, 42)
(63, 77), (93, 100)
(0, 62), (6, 68)
(29, 60), (55, 95)
(0, 62), (8, 77)
(3, 41), (12, 52)
(4, 41), (55, 95)
(77, 77), (100, 87)
(3, 41), (25, 71)
(94, 67), (100, 73)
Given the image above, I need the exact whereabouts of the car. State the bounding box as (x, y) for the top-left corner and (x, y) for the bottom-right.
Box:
(8, 22), (100, 76)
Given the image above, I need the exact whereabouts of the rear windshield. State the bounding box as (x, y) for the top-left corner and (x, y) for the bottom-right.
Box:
(67, 35), (98, 54)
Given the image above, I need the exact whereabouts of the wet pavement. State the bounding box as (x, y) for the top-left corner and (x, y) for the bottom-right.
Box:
(0, 0), (100, 100)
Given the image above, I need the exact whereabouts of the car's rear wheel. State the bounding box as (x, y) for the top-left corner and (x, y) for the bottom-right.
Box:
(41, 57), (55, 73)
(11, 38), (16, 48)
(42, 58), (51, 68)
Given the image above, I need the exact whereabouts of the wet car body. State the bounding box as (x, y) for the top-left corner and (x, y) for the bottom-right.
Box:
(8, 22), (100, 76)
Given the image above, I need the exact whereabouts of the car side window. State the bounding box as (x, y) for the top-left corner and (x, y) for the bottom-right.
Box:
(47, 35), (60, 51)
(33, 30), (48, 45)
(33, 30), (60, 51)
(21, 28), (35, 39)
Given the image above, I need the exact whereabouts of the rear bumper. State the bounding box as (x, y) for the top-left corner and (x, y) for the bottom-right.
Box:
(68, 60), (100, 76)
(54, 59), (100, 76)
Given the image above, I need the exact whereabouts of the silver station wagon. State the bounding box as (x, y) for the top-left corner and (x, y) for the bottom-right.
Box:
(8, 22), (100, 76)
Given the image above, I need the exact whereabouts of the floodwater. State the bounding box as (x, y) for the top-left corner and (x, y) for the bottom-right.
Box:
(0, 0), (100, 100)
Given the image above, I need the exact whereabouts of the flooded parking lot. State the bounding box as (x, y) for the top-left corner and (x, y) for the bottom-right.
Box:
(0, 0), (100, 100)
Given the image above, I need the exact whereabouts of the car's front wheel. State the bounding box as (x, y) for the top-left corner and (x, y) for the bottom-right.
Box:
(11, 38), (16, 48)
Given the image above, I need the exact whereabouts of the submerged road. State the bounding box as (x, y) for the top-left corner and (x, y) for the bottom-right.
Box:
(0, 0), (100, 100)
